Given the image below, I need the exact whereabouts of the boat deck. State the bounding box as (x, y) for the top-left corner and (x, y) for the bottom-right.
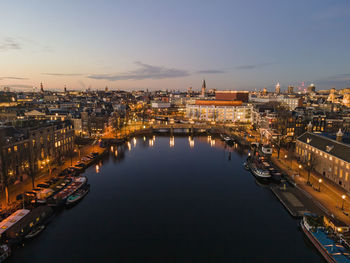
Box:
(271, 185), (326, 218)
(312, 230), (350, 263)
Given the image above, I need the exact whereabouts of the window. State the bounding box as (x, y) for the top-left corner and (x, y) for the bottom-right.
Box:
(14, 146), (17, 152)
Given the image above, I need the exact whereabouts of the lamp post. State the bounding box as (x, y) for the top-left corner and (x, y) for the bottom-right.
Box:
(298, 164), (302, 177)
(342, 195), (346, 210)
(318, 178), (322, 192)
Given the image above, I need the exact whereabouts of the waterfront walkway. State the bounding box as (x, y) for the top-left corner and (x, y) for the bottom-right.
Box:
(272, 149), (350, 225)
(0, 144), (104, 209)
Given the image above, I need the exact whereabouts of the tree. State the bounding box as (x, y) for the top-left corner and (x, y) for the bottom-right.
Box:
(302, 152), (318, 185)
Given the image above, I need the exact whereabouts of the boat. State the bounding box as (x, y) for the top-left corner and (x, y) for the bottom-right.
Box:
(246, 156), (271, 179)
(243, 162), (249, 170)
(25, 225), (45, 239)
(48, 177), (87, 207)
(300, 213), (350, 263)
(66, 184), (90, 206)
(0, 244), (10, 262)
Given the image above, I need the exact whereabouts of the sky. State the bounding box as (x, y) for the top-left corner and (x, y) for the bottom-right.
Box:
(1, 0), (350, 92)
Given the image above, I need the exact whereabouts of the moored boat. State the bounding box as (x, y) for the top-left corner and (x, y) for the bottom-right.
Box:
(48, 177), (87, 207)
(246, 157), (271, 179)
(66, 184), (90, 206)
(0, 244), (10, 262)
(300, 213), (350, 263)
(25, 225), (45, 239)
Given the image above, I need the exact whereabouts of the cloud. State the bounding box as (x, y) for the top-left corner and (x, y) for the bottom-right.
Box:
(236, 62), (274, 70)
(0, 38), (21, 51)
(196, 69), (226, 74)
(316, 73), (350, 87)
(87, 61), (190, 81)
(0, 76), (29, 80)
(0, 84), (34, 89)
(43, 73), (84, 77)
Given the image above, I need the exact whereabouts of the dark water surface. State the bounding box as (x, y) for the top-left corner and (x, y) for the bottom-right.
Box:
(9, 136), (323, 263)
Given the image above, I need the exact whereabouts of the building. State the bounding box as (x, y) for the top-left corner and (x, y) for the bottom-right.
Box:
(0, 120), (74, 187)
(186, 100), (252, 123)
(278, 97), (303, 110)
(287, 86), (294, 94)
(275, 83), (281, 94)
(296, 131), (350, 191)
(307, 84), (316, 93)
(215, 91), (249, 102)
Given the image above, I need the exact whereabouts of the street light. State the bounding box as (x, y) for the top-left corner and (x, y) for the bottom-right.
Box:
(342, 195), (346, 210)
(298, 164), (302, 176)
(318, 178), (322, 192)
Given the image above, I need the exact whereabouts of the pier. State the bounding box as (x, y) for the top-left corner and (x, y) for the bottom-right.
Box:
(271, 184), (327, 218)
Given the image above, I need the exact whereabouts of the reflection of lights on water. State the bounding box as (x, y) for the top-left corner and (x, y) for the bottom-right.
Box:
(127, 142), (131, 150)
(152, 135), (155, 141)
(207, 135), (211, 142)
(210, 138), (215, 147)
(95, 164), (100, 173)
(115, 150), (118, 157)
(170, 136), (175, 147)
(143, 136), (146, 141)
(188, 136), (194, 148)
(149, 139), (154, 147)
(110, 146), (114, 152)
(133, 137), (137, 147)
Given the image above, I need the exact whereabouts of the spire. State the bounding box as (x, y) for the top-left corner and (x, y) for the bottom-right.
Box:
(201, 79), (206, 97)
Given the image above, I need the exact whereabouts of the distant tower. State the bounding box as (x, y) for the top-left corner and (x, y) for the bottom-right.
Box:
(262, 87), (267, 95)
(40, 82), (44, 93)
(287, 86), (294, 94)
(307, 83), (316, 93)
(64, 85), (67, 93)
(201, 79), (206, 97)
(105, 86), (108, 92)
(275, 82), (281, 94)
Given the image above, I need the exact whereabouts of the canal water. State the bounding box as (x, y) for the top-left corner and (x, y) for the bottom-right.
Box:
(9, 136), (324, 263)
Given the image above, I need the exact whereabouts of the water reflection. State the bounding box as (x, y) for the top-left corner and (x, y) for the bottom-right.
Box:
(169, 136), (175, 147)
(149, 139), (154, 147)
(188, 136), (194, 148)
(95, 164), (100, 173)
(133, 137), (137, 147)
(127, 141), (131, 151)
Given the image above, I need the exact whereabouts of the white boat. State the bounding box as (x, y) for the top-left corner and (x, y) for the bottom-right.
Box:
(247, 158), (271, 179)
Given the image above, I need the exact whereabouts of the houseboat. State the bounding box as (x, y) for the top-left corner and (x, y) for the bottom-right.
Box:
(301, 213), (350, 263)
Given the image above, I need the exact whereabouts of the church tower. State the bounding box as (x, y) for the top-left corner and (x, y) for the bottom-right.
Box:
(201, 79), (206, 97)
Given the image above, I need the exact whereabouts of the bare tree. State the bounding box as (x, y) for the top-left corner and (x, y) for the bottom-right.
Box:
(302, 152), (318, 185)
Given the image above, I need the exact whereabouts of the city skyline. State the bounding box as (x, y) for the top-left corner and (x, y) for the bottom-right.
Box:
(1, 0), (350, 91)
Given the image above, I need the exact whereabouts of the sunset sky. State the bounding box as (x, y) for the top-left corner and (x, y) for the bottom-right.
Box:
(1, 0), (350, 91)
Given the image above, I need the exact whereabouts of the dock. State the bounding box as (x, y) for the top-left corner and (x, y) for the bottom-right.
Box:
(271, 184), (326, 218)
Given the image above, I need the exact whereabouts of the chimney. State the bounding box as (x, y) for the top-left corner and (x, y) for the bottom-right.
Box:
(336, 129), (344, 142)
